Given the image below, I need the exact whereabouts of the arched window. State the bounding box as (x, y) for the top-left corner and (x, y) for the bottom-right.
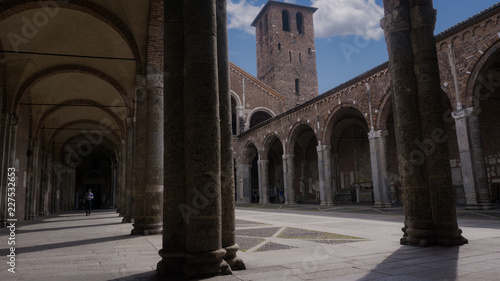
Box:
(308, 48), (312, 55)
(278, 43), (281, 50)
(250, 111), (273, 128)
(289, 51), (292, 62)
(295, 79), (300, 94)
(282, 10), (290, 32)
(296, 12), (304, 34)
(299, 52), (302, 63)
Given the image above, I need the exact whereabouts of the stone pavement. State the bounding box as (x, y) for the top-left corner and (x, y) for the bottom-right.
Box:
(0, 204), (499, 280)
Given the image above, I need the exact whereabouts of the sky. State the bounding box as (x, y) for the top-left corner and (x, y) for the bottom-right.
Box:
(228, 0), (500, 94)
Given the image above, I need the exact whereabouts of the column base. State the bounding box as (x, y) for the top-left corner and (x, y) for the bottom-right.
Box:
(373, 202), (393, 208)
(400, 227), (468, 247)
(224, 244), (246, 271)
(157, 248), (231, 278)
(285, 202), (297, 205)
(400, 227), (435, 247)
(320, 202), (334, 207)
(465, 203), (494, 210)
(131, 223), (163, 235)
(122, 217), (134, 223)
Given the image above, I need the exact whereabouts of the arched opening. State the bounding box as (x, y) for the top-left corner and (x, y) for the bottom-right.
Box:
(290, 124), (319, 203)
(282, 10), (290, 32)
(296, 12), (304, 34)
(295, 79), (300, 94)
(75, 152), (113, 210)
(244, 143), (259, 203)
(329, 107), (372, 203)
(278, 43), (281, 51)
(475, 49), (500, 203)
(266, 137), (284, 203)
(249, 110), (273, 128)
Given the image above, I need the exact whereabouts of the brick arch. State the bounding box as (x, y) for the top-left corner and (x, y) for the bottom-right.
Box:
(57, 134), (119, 165)
(11, 64), (131, 115)
(376, 89), (393, 130)
(243, 140), (259, 164)
(261, 133), (283, 160)
(321, 102), (367, 145)
(286, 122), (316, 155)
(48, 119), (121, 148)
(35, 99), (125, 139)
(464, 37), (500, 103)
(0, 0), (143, 74)
(246, 107), (276, 127)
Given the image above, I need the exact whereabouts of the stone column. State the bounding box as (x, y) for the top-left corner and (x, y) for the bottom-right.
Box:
(0, 114), (13, 227)
(410, 2), (466, 246)
(218, 0), (244, 269)
(117, 139), (126, 216)
(158, 0), (236, 277)
(381, 1), (435, 246)
(317, 145), (334, 206)
(453, 107), (493, 210)
(368, 129), (392, 208)
(283, 154), (295, 204)
(236, 163), (251, 203)
(122, 117), (134, 223)
(258, 160), (269, 204)
(132, 74), (164, 235)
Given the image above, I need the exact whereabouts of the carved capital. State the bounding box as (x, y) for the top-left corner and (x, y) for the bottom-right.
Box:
(380, 8), (410, 34)
(410, 6), (437, 29)
(147, 73), (164, 90)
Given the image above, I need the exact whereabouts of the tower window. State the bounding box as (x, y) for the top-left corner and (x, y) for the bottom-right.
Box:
(308, 48), (312, 55)
(282, 10), (290, 32)
(295, 79), (300, 94)
(289, 51), (292, 62)
(278, 43), (281, 50)
(265, 15), (269, 35)
(296, 12), (304, 34)
(299, 52), (302, 63)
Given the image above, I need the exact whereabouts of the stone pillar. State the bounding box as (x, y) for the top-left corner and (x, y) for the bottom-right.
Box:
(453, 107), (493, 210)
(410, 2), (466, 246)
(258, 160), (269, 204)
(369, 129), (392, 208)
(283, 154), (295, 204)
(0, 114), (15, 227)
(218, 0), (244, 269)
(317, 145), (334, 206)
(158, 0), (239, 277)
(122, 117), (134, 223)
(381, 0), (466, 246)
(132, 74), (164, 235)
(236, 163), (251, 203)
(117, 139), (126, 216)
(381, 1), (435, 246)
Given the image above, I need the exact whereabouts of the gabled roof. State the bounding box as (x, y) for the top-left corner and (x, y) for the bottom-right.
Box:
(251, 0), (318, 27)
(229, 62), (286, 101)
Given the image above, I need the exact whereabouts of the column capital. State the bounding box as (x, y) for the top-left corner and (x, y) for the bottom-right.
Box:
(147, 73), (164, 90)
(452, 107), (480, 120)
(368, 129), (388, 139)
(316, 145), (332, 152)
(282, 154), (294, 160)
(257, 159), (269, 165)
(380, 8), (410, 34)
(410, 5), (437, 29)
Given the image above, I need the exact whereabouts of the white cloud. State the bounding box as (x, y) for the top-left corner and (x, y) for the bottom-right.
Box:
(311, 0), (384, 40)
(227, 0), (263, 35)
(227, 0), (384, 40)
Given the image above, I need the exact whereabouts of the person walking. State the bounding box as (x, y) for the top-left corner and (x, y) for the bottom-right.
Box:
(85, 189), (94, 216)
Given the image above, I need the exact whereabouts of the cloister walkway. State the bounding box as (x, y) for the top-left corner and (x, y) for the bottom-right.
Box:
(1, 204), (500, 280)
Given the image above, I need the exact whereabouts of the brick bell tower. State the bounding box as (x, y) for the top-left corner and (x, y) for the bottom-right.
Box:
(251, 0), (319, 109)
